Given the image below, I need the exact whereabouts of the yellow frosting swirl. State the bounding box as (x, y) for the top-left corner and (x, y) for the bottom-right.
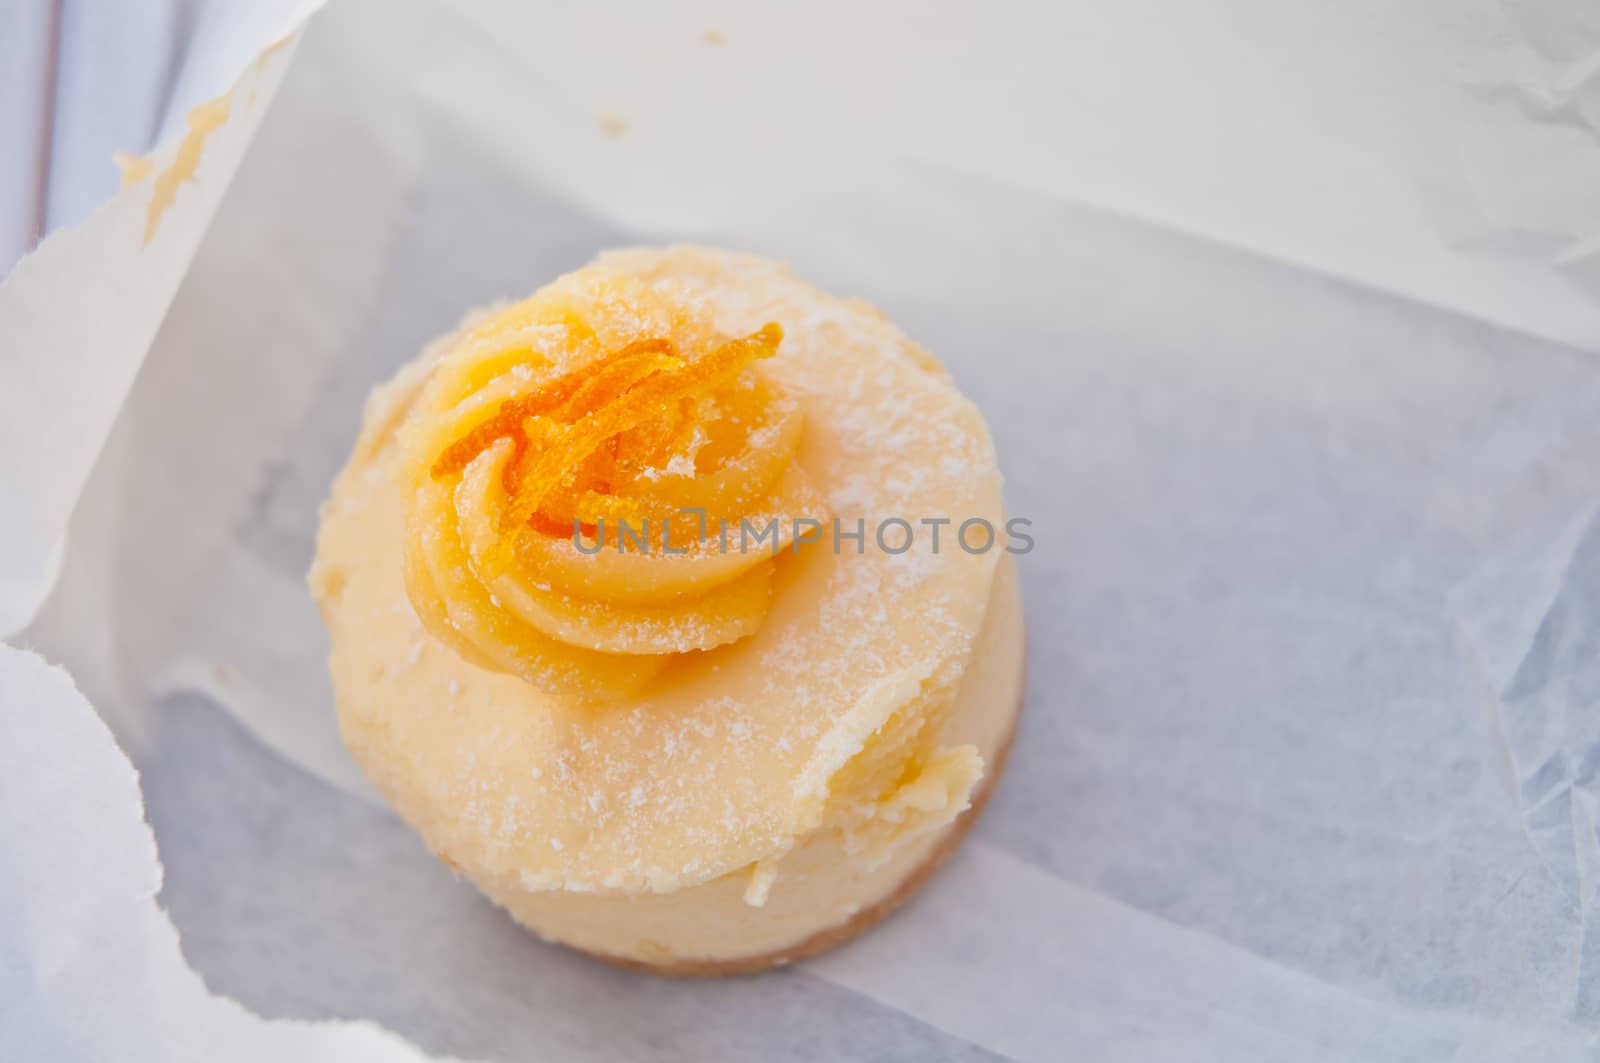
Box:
(399, 270), (828, 700)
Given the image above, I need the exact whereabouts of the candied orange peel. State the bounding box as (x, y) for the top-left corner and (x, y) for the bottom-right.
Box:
(398, 269), (828, 700)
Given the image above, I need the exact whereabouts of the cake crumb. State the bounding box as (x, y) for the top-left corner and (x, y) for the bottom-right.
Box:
(702, 29), (726, 46)
(596, 111), (628, 138)
(743, 861), (777, 907)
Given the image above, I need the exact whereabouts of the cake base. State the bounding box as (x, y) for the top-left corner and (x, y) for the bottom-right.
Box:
(577, 676), (1023, 978)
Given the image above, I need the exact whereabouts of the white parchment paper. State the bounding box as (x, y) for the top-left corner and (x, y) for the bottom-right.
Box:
(8, 0), (1600, 1059)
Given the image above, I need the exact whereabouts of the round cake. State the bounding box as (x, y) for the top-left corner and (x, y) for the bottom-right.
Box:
(310, 246), (1025, 973)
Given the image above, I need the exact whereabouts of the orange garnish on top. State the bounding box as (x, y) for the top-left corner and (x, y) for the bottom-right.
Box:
(399, 272), (826, 700)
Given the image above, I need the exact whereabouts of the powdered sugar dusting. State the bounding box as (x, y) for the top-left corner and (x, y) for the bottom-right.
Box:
(330, 248), (1005, 894)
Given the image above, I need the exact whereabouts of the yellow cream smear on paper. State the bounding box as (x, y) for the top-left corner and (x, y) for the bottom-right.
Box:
(116, 31), (296, 228)
(113, 152), (156, 186)
(400, 269), (829, 703)
(117, 94), (232, 242)
(315, 249), (1008, 908)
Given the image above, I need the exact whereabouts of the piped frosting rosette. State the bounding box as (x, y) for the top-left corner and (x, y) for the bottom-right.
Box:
(398, 270), (828, 701)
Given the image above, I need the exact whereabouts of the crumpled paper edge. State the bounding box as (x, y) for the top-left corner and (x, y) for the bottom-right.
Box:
(0, 7), (311, 638)
(0, 645), (456, 1062)
(0, 4), (455, 1059)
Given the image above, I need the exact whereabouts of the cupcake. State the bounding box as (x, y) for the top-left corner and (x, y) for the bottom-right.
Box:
(311, 247), (1025, 974)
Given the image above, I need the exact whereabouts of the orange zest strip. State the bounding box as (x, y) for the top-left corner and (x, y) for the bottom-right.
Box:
(430, 323), (777, 498)
(429, 337), (684, 480)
